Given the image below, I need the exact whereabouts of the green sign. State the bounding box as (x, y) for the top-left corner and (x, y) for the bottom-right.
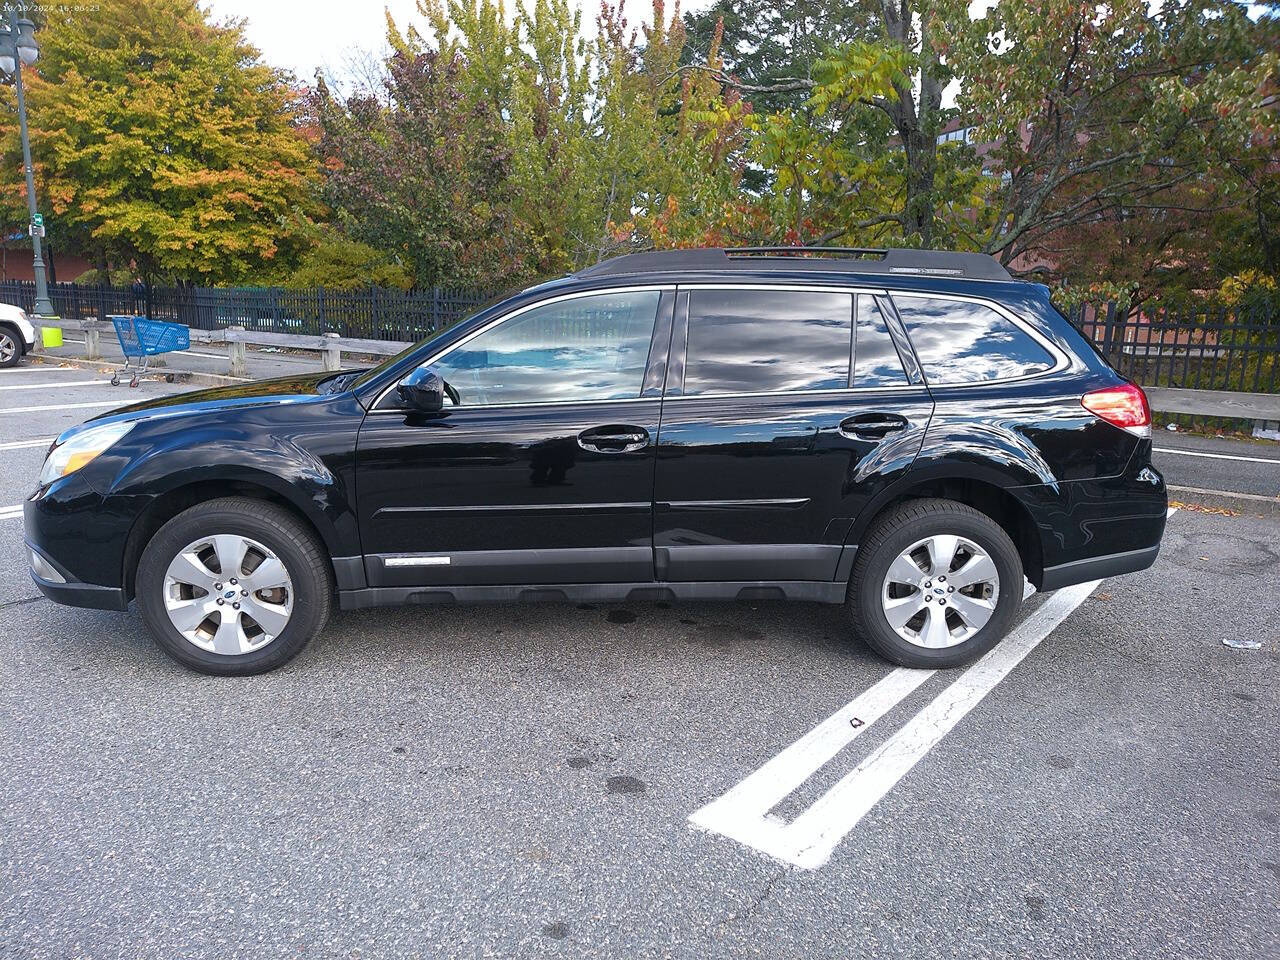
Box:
(31, 212), (43, 227)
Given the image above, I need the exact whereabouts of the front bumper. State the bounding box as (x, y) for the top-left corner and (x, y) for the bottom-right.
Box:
(27, 540), (129, 610)
(23, 475), (133, 612)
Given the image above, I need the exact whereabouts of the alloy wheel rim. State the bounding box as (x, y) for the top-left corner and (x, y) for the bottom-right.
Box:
(0, 333), (15, 363)
(162, 534), (294, 656)
(880, 534), (1000, 649)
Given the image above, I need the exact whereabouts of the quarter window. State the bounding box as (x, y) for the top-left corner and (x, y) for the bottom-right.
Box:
(892, 295), (1055, 385)
(854, 296), (908, 387)
(425, 290), (661, 406)
(683, 289), (851, 396)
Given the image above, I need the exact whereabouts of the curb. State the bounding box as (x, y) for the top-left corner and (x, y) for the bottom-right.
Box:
(1167, 484), (1280, 518)
(27, 351), (252, 387)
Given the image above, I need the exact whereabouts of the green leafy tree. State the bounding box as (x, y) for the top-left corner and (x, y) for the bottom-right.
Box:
(0, 0), (319, 285)
(680, 1), (975, 247)
(326, 0), (747, 276)
(285, 231), (414, 291)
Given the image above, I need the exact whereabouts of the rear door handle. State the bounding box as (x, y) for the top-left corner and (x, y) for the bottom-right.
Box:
(577, 425), (650, 454)
(839, 413), (909, 440)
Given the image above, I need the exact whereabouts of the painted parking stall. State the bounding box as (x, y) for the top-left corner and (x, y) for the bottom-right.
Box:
(690, 519), (1175, 869)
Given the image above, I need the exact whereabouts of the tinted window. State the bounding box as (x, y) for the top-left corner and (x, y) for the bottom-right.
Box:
(684, 290), (851, 395)
(429, 290), (660, 405)
(893, 295), (1055, 384)
(854, 295), (907, 387)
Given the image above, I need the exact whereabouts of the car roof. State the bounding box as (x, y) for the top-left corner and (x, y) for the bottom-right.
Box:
(572, 247), (1015, 283)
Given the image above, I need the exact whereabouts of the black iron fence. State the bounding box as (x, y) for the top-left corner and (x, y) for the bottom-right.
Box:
(1065, 299), (1278, 394)
(0, 279), (499, 341)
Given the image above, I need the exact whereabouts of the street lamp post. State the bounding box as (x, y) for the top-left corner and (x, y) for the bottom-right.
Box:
(0, 11), (55, 318)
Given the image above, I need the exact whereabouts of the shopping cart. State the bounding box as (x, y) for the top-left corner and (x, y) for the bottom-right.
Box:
(108, 315), (190, 387)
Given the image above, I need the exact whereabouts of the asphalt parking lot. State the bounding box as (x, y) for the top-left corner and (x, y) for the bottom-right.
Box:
(0, 362), (1277, 959)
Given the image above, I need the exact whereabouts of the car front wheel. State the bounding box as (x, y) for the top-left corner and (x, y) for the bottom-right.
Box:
(136, 498), (332, 675)
(0, 328), (22, 368)
(847, 498), (1024, 669)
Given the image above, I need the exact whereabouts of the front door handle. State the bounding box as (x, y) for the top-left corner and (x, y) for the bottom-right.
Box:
(839, 413), (909, 440)
(577, 424), (650, 454)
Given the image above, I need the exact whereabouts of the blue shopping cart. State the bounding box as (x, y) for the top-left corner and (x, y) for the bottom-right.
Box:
(108, 315), (190, 387)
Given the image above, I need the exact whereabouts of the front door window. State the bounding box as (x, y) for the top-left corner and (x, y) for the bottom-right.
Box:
(427, 290), (662, 406)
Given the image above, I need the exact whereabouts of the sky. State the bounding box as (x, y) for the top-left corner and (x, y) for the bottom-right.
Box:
(203, 0), (718, 86)
(202, 0), (1273, 102)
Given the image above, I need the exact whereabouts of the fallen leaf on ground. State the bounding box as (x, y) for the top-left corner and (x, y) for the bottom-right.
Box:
(1168, 500), (1240, 517)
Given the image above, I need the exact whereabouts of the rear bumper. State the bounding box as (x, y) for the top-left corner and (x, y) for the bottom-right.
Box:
(1039, 544), (1161, 591)
(1014, 455), (1168, 591)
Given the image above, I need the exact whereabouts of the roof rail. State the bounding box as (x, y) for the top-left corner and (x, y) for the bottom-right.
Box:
(574, 246), (1013, 282)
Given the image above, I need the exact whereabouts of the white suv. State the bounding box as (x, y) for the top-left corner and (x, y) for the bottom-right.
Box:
(0, 303), (37, 368)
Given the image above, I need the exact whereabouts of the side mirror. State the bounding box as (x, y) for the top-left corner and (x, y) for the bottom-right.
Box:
(398, 366), (452, 412)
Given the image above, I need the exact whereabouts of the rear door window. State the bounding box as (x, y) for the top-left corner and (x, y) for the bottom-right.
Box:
(892, 295), (1055, 385)
(683, 289), (851, 396)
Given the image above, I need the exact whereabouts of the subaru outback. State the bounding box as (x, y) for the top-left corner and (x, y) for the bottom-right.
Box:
(24, 247), (1168, 674)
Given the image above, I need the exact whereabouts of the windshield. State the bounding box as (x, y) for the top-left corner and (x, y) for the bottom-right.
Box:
(350, 279), (562, 390)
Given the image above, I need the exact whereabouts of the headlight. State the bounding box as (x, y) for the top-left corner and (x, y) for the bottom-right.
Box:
(38, 421), (135, 486)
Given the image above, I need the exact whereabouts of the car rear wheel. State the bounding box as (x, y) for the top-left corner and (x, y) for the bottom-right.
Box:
(136, 498), (332, 675)
(847, 498), (1023, 669)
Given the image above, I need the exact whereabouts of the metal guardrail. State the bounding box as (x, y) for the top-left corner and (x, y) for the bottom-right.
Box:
(43, 317), (412, 377)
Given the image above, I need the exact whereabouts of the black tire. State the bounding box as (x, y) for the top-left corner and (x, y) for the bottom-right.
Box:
(0, 326), (22, 368)
(136, 498), (332, 675)
(847, 498), (1023, 669)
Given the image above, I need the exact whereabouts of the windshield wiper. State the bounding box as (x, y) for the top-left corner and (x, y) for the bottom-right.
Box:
(320, 370), (366, 394)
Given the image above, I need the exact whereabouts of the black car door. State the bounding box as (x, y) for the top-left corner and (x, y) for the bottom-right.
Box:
(652, 286), (933, 583)
(355, 287), (675, 589)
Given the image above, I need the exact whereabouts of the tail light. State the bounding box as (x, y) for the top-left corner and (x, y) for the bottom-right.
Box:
(1081, 383), (1151, 438)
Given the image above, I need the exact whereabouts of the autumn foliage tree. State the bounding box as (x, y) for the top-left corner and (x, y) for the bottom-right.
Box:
(677, 0), (1277, 288)
(937, 0), (1279, 282)
(0, 0), (318, 285)
(312, 48), (529, 289)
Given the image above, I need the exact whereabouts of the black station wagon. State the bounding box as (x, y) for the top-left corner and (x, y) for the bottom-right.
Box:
(24, 247), (1168, 675)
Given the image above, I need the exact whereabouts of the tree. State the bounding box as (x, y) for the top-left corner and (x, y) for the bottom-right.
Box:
(680, 1), (973, 248)
(311, 48), (530, 289)
(316, 0), (748, 278)
(938, 0), (1279, 275)
(285, 231), (414, 291)
(0, 0), (319, 285)
(683, 0), (879, 115)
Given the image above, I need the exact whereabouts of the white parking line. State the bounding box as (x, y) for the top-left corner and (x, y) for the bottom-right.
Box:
(0, 401), (126, 414)
(0, 504), (22, 521)
(0, 366), (100, 375)
(690, 508), (1178, 869)
(0, 437), (53, 451)
(0, 379), (108, 391)
(1153, 447), (1280, 465)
